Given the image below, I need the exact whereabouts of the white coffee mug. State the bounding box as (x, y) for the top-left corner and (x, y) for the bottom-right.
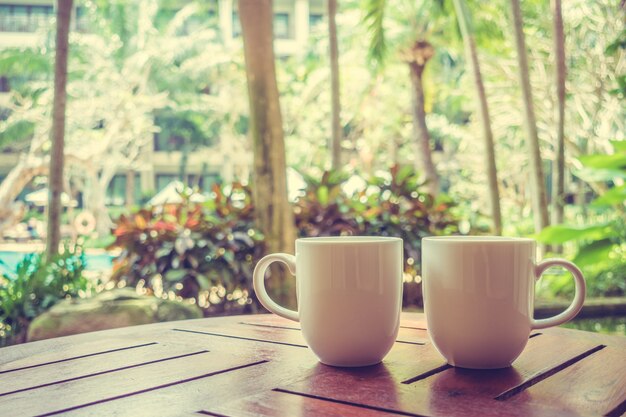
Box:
(422, 236), (585, 369)
(253, 236), (403, 367)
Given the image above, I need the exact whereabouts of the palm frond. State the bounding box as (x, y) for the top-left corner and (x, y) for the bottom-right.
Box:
(361, 0), (387, 69)
(165, 3), (200, 37)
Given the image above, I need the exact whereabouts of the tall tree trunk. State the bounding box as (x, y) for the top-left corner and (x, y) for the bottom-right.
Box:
(239, 0), (297, 308)
(405, 40), (439, 196)
(551, 0), (566, 227)
(509, 0), (550, 233)
(328, 0), (342, 170)
(46, 0), (73, 259)
(453, 0), (502, 235)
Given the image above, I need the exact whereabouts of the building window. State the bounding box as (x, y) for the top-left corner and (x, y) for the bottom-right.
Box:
(75, 7), (88, 33)
(106, 175), (126, 206)
(156, 174), (178, 193)
(106, 173), (142, 206)
(274, 13), (289, 39)
(188, 174), (220, 193)
(232, 12), (241, 37)
(309, 13), (323, 28)
(232, 12), (291, 39)
(0, 4), (54, 33)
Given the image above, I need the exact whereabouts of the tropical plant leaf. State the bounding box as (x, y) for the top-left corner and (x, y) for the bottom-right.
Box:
(165, 269), (187, 282)
(573, 167), (626, 182)
(573, 239), (616, 268)
(536, 224), (614, 244)
(578, 153), (626, 170)
(610, 140), (626, 153)
(591, 184), (626, 207)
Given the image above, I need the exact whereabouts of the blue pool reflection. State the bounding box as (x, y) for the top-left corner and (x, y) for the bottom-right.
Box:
(0, 251), (113, 273)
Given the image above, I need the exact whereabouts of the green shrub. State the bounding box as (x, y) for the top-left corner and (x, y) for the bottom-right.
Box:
(109, 183), (265, 315)
(110, 166), (461, 312)
(537, 140), (626, 297)
(295, 165), (461, 279)
(0, 243), (89, 346)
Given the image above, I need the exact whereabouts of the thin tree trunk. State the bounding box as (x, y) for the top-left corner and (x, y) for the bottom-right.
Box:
(125, 169), (135, 210)
(46, 0), (73, 259)
(551, 0), (566, 227)
(405, 41), (439, 196)
(179, 140), (189, 183)
(328, 0), (342, 170)
(453, 0), (502, 235)
(199, 162), (209, 191)
(509, 0), (550, 233)
(239, 0), (297, 308)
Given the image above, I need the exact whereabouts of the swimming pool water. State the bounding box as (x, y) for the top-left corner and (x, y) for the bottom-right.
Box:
(0, 251), (113, 273)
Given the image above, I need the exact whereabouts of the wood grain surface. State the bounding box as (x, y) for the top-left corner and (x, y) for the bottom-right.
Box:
(0, 313), (624, 417)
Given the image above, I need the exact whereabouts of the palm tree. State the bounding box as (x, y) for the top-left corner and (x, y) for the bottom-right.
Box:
(238, 0), (297, 308)
(328, 0), (342, 170)
(46, 0), (73, 259)
(509, 0), (550, 232)
(362, 0), (443, 196)
(551, 0), (566, 227)
(452, 0), (502, 235)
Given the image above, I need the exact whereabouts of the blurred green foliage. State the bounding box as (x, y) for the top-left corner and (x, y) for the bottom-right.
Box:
(563, 316), (626, 336)
(0, 244), (90, 346)
(109, 183), (263, 315)
(295, 165), (461, 277)
(537, 140), (626, 298)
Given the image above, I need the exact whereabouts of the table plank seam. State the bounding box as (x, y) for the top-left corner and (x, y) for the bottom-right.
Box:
(33, 359), (270, 417)
(0, 342), (158, 375)
(401, 364), (452, 384)
(270, 388), (429, 417)
(606, 397), (626, 417)
(495, 344), (607, 401)
(238, 322), (428, 345)
(238, 322), (300, 331)
(172, 328), (309, 348)
(0, 350), (210, 397)
(238, 321), (429, 332)
(395, 340), (427, 346)
(197, 411), (230, 417)
(400, 325), (427, 331)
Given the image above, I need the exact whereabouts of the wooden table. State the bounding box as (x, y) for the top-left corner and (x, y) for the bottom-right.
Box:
(1, 313), (625, 417)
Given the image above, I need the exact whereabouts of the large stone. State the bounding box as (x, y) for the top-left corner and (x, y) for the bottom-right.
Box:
(27, 288), (202, 342)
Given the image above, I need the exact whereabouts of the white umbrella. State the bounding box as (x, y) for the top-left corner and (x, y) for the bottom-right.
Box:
(148, 181), (206, 205)
(287, 167), (306, 202)
(24, 188), (78, 207)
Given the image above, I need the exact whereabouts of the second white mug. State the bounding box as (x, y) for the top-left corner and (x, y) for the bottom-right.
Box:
(422, 236), (586, 369)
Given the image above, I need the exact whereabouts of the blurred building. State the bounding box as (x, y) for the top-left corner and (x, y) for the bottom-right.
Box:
(0, 0), (324, 206)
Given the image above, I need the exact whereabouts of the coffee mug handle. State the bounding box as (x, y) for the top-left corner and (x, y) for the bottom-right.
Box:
(253, 253), (299, 322)
(531, 258), (586, 330)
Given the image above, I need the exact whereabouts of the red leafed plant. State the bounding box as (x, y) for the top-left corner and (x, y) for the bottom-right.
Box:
(109, 183), (264, 315)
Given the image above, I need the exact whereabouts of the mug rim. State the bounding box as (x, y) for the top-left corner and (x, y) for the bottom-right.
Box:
(296, 236), (402, 244)
(423, 236), (534, 243)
